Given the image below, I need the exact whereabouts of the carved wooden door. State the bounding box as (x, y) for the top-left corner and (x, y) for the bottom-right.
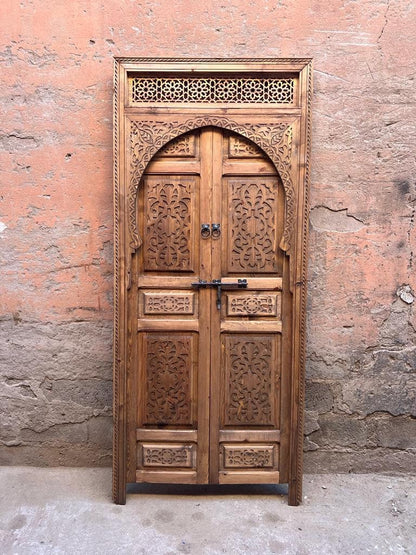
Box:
(133, 128), (288, 487)
(114, 58), (312, 506)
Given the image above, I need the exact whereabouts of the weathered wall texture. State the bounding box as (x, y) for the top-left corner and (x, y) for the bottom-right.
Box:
(0, 1), (415, 471)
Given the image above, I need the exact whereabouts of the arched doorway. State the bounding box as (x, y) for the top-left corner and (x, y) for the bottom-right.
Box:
(132, 127), (291, 486)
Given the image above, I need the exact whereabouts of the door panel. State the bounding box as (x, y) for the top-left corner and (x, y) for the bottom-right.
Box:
(141, 332), (197, 426)
(135, 128), (286, 485)
(142, 175), (199, 273)
(221, 333), (280, 427)
(135, 129), (210, 484)
(224, 178), (279, 274)
(209, 129), (285, 484)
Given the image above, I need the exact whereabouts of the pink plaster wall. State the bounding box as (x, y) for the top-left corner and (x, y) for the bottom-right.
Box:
(0, 0), (415, 470)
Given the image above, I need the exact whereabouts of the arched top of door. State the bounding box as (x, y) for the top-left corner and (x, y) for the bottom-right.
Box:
(129, 117), (296, 254)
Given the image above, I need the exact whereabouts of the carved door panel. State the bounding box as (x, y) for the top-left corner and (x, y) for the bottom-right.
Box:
(133, 128), (288, 486)
(209, 130), (287, 484)
(135, 129), (211, 484)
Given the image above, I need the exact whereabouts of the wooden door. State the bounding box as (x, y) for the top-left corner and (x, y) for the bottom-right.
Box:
(133, 127), (288, 486)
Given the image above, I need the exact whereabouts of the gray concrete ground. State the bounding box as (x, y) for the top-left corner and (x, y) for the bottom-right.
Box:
(0, 468), (414, 555)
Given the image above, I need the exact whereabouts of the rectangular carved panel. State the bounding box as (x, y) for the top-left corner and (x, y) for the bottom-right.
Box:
(143, 177), (196, 272)
(227, 179), (278, 273)
(222, 334), (278, 427)
(143, 292), (195, 315)
(129, 77), (295, 104)
(143, 333), (196, 426)
(222, 444), (276, 468)
(228, 135), (263, 158)
(140, 443), (196, 468)
(157, 134), (197, 158)
(226, 293), (280, 317)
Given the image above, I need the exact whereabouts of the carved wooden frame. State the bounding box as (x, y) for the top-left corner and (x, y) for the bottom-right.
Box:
(113, 58), (312, 505)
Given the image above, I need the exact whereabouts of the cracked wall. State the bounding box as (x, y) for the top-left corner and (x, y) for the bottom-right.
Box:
(1, 0), (415, 472)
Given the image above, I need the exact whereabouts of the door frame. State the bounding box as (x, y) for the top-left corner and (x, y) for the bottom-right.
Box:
(113, 58), (312, 505)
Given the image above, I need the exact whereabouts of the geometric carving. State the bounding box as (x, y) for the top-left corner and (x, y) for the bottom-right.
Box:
(144, 334), (194, 426)
(229, 135), (262, 158)
(223, 334), (276, 426)
(222, 445), (275, 468)
(227, 294), (279, 317)
(130, 77), (295, 104)
(141, 444), (195, 467)
(143, 292), (195, 315)
(228, 179), (278, 273)
(129, 118), (294, 254)
(143, 178), (194, 272)
(158, 134), (196, 157)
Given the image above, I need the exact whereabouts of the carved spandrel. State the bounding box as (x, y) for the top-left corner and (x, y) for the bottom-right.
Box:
(143, 293), (195, 315)
(141, 444), (195, 468)
(144, 334), (195, 426)
(223, 334), (277, 426)
(143, 178), (195, 272)
(222, 445), (275, 468)
(228, 179), (278, 273)
(227, 294), (280, 317)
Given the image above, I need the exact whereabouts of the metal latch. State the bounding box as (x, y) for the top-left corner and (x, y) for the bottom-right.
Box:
(191, 279), (248, 309)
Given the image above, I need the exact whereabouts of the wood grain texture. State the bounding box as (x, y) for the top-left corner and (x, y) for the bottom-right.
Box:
(219, 470), (280, 484)
(113, 58), (312, 504)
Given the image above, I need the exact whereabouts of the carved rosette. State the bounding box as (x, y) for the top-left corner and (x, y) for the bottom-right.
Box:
(129, 117), (296, 255)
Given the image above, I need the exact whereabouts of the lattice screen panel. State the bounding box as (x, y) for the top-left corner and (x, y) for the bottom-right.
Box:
(129, 77), (295, 104)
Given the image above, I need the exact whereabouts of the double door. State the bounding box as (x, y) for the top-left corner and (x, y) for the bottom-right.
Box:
(130, 127), (291, 485)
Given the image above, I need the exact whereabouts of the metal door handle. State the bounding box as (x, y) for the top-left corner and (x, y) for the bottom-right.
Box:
(201, 224), (211, 238)
(211, 223), (221, 238)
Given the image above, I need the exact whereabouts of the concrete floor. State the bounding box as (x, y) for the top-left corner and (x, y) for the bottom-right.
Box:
(0, 468), (414, 555)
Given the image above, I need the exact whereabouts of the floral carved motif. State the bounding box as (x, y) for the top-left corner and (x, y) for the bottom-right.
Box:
(229, 135), (262, 157)
(223, 445), (274, 468)
(158, 134), (196, 157)
(129, 118), (295, 254)
(228, 294), (278, 316)
(144, 179), (194, 272)
(228, 180), (278, 272)
(142, 444), (194, 467)
(143, 293), (194, 315)
(223, 335), (275, 426)
(144, 334), (194, 426)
